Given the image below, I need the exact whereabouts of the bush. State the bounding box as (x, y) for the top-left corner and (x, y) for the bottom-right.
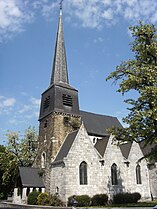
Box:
(0, 193), (5, 200)
(37, 192), (50, 205)
(76, 195), (91, 207)
(131, 192), (141, 203)
(113, 192), (141, 204)
(49, 195), (63, 206)
(91, 194), (108, 206)
(68, 195), (90, 207)
(27, 191), (41, 205)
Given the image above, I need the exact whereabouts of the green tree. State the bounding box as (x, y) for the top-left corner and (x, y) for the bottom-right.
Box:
(106, 22), (157, 151)
(0, 144), (18, 199)
(5, 126), (38, 167)
(0, 126), (38, 197)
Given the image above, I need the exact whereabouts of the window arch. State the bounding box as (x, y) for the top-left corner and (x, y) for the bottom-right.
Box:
(136, 164), (142, 184)
(55, 187), (59, 195)
(41, 152), (46, 168)
(79, 161), (87, 185)
(111, 163), (118, 185)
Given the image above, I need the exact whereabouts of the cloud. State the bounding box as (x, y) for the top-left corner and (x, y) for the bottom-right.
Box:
(102, 8), (114, 20)
(0, 94), (40, 128)
(0, 97), (16, 116)
(1, 0), (157, 42)
(3, 98), (16, 107)
(93, 37), (104, 43)
(30, 97), (40, 106)
(9, 119), (18, 125)
(18, 105), (31, 114)
(0, 97), (16, 109)
(0, 0), (34, 42)
(63, 0), (157, 28)
(17, 97), (40, 116)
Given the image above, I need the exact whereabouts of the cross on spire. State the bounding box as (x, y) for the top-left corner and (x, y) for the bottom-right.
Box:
(60, 0), (63, 10)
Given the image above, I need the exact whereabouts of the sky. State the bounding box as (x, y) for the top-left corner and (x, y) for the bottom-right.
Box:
(0, 0), (157, 144)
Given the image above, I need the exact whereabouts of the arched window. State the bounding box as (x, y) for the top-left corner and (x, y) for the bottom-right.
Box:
(55, 187), (59, 195)
(111, 163), (118, 185)
(41, 152), (46, 168)
(79, 161), (87, 185)
(136, 164), (142, 184)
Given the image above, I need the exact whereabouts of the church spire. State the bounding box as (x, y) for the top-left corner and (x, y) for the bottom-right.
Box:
(50, 0), (69, 85)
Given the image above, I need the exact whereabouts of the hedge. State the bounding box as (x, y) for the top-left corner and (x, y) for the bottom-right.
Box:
(113, 192), (141, 204)
(91, 194), (108, 206)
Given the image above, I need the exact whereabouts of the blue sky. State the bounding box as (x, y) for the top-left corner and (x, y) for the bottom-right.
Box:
(0, 0), (157, 144)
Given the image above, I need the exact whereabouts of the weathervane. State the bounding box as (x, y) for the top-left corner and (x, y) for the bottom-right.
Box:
(60, 0), (63, 10)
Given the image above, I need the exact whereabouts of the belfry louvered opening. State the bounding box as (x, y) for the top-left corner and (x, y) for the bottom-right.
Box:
(44, 96), (50, 110)
(62, 94), (73, 107)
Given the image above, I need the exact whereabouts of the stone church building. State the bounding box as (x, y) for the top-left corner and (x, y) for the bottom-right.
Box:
(13, 5), (157, 205)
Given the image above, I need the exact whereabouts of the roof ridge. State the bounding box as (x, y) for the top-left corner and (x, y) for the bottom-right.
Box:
(80, 110), (117, 118)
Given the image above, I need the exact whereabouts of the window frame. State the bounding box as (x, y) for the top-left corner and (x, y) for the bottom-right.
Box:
(136, 164), (142, 184)
(111, 163), (118, 185)
(79, 161), (88, 185)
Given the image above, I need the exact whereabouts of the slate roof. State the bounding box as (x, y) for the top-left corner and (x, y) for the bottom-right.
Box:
(54, 130), (78, 162)
(94, 136), (109, 157)
(19, 167), (45, 188)
(80, 110), (123, 137)
(50, 7), (69, 85)
(53, 111), (123, 162)
(120, 142), (132, 159)
(53, 112), (157, 162)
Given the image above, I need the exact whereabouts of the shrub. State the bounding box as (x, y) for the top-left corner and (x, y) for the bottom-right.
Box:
(68, 195), (90, 207)
(131, 192), (141, 203)
(76, 195), (91, 207)
(27, 191), (41, 205)
(0, 193), (5, 200)
(37, 192), (50, 205)
(113, 192), (141, 204)
(49, 195), (63, 206)
(113, 193), (126, 204)
(91, 194), (108, 206)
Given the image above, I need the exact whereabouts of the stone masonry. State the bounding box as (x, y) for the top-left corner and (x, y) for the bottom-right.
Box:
(50, 124), (151, 203)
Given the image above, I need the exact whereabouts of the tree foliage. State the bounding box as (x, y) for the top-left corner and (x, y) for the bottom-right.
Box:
(0, 145), (12, 199)
(106, 22), (157, 149)
(0, 126), (38, 197)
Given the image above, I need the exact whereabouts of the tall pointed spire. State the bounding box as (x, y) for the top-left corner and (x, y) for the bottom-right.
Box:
(50, 1), (69, 85)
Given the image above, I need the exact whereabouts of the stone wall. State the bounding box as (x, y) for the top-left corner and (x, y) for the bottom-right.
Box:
(50, 124), (103, 202)
(35, 112), (81, 192)
(52, 113), (81, 160)
(50, 125), (152, 203)
(37, 113), (81, 164)
(126, 142), (151, 200)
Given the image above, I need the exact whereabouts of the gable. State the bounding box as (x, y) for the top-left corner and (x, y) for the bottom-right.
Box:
(128, 141), (145, 161)
(66, 123), (100, 161)
(103, 135), (125, 163)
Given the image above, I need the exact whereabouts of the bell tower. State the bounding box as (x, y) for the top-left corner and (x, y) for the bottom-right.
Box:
(36, 2), (81, 188)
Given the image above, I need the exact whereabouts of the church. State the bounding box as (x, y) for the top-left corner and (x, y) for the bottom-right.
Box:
(13, 4), (157, 205)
